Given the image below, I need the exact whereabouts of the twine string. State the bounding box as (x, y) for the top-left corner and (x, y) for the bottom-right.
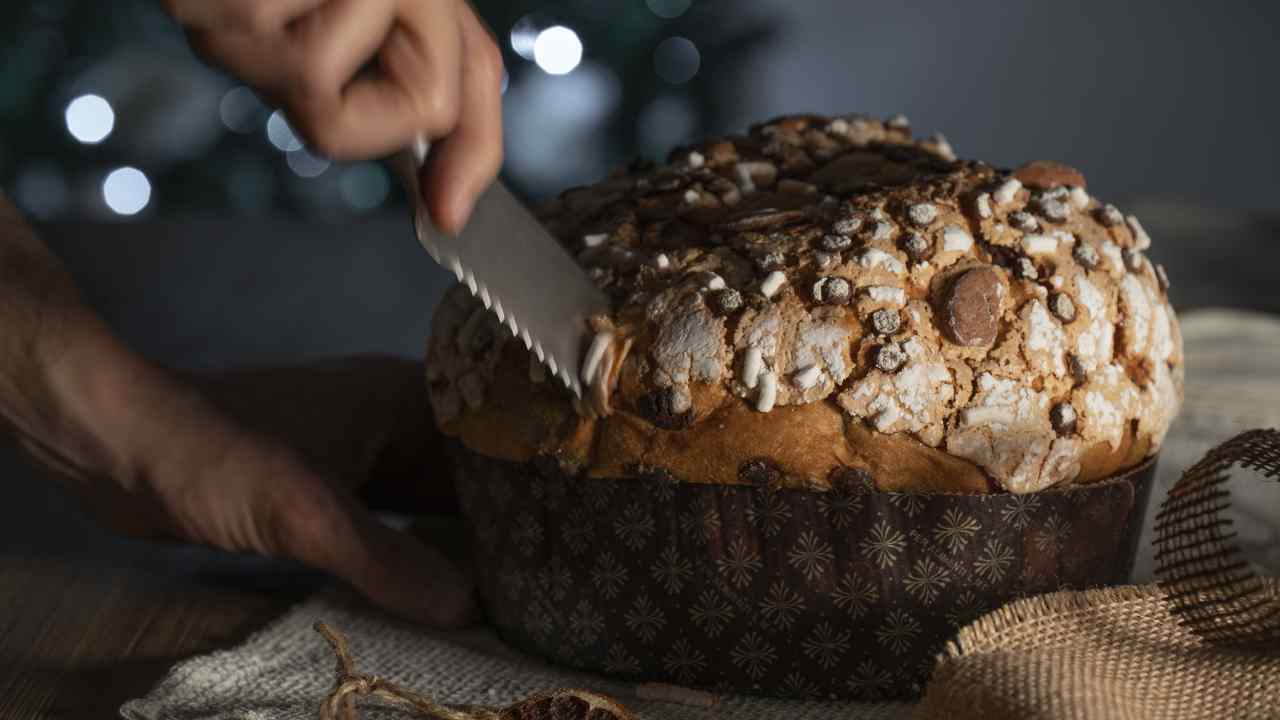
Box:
(314, 622), (500, 720)
(313, 622), (634, 720)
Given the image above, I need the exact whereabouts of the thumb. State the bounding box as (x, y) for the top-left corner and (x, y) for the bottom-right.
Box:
(268, 481), (477, 627)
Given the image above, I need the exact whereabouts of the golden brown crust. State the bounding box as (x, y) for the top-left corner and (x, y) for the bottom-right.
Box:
(426, 113), (1182, 493)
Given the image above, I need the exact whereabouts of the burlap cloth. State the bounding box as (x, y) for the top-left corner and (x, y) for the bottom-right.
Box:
(121, 309), (1280, 720)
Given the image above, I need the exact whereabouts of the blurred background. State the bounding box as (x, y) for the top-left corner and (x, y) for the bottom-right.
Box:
(3, 0), (1279, 222)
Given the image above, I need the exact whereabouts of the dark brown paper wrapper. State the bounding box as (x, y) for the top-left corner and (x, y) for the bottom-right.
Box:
(450, 446), (1156, 701)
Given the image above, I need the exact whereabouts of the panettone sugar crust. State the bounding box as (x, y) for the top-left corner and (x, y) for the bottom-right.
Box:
(426, 113), (1182, 494)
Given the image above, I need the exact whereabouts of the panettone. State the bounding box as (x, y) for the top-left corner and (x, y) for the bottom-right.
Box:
(426, 113), (1174, 699)
(426, 113), (1182, 495)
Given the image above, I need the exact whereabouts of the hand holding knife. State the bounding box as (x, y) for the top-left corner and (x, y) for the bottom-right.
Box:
(167, 0), (609, 394)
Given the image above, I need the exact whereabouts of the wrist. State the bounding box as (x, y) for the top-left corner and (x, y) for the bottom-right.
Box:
(37, 317), (157, 489)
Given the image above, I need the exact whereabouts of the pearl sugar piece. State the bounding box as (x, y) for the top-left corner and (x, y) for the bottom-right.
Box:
(760, 271), (786, 299)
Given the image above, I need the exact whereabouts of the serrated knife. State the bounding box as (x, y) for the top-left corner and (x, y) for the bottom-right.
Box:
(394, 139), (610, 398)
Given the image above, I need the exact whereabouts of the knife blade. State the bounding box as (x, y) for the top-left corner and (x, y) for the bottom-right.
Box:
(395, 139), (611, 398)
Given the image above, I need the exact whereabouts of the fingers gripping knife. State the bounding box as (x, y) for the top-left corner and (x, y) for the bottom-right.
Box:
(395, 139), (611, 398)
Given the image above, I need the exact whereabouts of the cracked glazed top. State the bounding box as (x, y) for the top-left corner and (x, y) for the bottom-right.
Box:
(426, 113), (1182, 494)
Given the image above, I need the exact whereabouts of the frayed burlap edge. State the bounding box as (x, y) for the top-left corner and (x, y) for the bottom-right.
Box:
(916, 428), (1280, 720)
(917, 580), (1280, 719)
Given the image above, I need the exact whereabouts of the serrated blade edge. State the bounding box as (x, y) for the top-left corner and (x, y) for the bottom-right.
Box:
(396, 151), (610, 398)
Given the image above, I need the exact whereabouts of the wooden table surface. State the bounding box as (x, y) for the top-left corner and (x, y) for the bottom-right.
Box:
(1, 206), (1276, 719)
(0, 477), (322, 718)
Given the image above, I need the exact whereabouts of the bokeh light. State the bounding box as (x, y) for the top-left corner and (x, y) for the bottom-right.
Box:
(503, 62), (620, 187)
(339, 163), (391, 211)
(654, 37), (700, 84)
(64, 94), (114, 144)
(266, 110), (303, 152)
(533, 26), (583, 75)
(286, 148), (330, 178)
(509, 15), (539, 60)
(102, 166), (151, 216)
(646, 0), (692, 19)
(219, 86), (264, 134)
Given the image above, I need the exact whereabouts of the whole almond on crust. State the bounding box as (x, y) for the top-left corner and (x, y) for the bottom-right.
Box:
(941, 266), (1005, 347)
(1013, 160), (1087, 189)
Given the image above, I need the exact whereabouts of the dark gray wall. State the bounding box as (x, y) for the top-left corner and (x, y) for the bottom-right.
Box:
(41, 214), (451, 368)
(725, 0), (1279, 212)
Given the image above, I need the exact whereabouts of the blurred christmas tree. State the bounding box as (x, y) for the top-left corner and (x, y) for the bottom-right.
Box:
(0, 0), (775, 221)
